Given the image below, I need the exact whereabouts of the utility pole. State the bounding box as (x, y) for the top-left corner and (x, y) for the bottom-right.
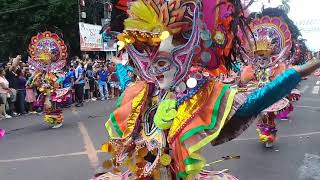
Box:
(78, 0), (81, 22)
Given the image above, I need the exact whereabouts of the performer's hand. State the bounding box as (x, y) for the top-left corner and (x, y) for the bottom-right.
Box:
(111, 56), (121, 64)
(12, 56), (20, 67)
(294, 58), (320, 77)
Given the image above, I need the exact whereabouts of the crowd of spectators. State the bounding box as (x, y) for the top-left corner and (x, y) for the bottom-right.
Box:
(70, 56), (123, 107)
(0, 55), (125, 120)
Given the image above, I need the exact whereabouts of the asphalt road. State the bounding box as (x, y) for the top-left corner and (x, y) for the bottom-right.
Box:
(1, 76), (320, 180)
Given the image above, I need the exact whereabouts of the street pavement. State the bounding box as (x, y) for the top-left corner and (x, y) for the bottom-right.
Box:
(1, 75), (320, 180)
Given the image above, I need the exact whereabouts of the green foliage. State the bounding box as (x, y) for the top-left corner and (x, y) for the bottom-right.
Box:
(83, 0), (105, 25)
(0, 0), (80, 61)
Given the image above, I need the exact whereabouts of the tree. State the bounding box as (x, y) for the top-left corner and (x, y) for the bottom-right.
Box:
(0, 0), (80, 62)
(83, 0), (105, 25)
(279, 0), (290, 14)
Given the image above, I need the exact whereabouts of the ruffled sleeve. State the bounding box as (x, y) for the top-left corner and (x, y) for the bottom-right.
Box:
(236, 68), (301, 118)
(212, 68), (301, 145)
(115, 64), (132, 91)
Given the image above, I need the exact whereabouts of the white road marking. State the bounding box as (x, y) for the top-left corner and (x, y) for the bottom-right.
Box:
(299, 154), (320, 180)
(317, 81), (320, 85)
(0, 123), (103, 164)
(295, 105), (320, 110)
(78, 122), (99, 168)
(2, 129), (320, 163)
(300, 85), (309, 94)
(0, 150), (105, 163)
(235, 130), (320, 141)
(312, 86), (320, 94)
(0, 152), (86, 163)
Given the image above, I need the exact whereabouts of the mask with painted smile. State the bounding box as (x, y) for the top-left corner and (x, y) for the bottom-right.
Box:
(255, 55), (270, 69)
(126, 6), (200, 90)
(150, 57), (178, 89)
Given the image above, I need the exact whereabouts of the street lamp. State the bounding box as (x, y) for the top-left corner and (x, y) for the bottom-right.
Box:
(78, 0), (86, 22)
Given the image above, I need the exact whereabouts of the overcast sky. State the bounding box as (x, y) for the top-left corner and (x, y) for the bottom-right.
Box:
(248, 0), (320, 51)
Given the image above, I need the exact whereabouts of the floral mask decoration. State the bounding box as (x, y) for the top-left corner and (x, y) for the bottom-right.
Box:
(243, 16), (292, 68)
(126, 6), (200, 89)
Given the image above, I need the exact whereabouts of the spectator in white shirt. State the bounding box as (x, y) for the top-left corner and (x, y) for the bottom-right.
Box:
(0, 68), (12, 119)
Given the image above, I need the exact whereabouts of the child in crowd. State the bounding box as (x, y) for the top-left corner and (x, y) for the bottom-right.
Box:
(84, 75), (90, 101)
(25, 72), (36, 113)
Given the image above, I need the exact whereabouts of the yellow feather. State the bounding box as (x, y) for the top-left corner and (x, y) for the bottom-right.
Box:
(130, 0), (154, 21)
(124, 19), (160, 32)
(125, 0), (163, 32)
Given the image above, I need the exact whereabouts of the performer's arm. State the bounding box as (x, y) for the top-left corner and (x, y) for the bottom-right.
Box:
(294, 58), (320, 77)
(235, 59), (320, 118)
(112, 56), (132, 91)
(116, 63), (132, 90)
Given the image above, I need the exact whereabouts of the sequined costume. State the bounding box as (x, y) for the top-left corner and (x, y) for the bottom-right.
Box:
(28, 31), (70, 128)
(240, 63), (290, 145)
(239, 8), (306, 146)
(95, 0), (306, 179)
(249, 8), (304, 121)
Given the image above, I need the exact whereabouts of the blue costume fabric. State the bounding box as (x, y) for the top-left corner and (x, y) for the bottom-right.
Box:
(231, 62), (241, 73)
(212, 68), (301, 145)
(116, 64), (133, 91)
(235, 68), (301, 118)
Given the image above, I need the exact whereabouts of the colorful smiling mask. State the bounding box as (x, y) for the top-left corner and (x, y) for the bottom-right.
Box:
(100, 0), (253, 178)
(96, 0), (315, 179)
(242, 16), (292, 69)
(125, 7), (200, 89)
(117, 0), (248, 90)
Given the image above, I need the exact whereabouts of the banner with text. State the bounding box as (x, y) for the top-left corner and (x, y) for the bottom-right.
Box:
(79, 23), (103, 51)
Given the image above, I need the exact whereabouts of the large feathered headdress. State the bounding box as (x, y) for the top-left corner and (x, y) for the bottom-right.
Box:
(117, 0), (249, 81)
(247, 7), (301, 61)
(28, 31), (67, 72)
